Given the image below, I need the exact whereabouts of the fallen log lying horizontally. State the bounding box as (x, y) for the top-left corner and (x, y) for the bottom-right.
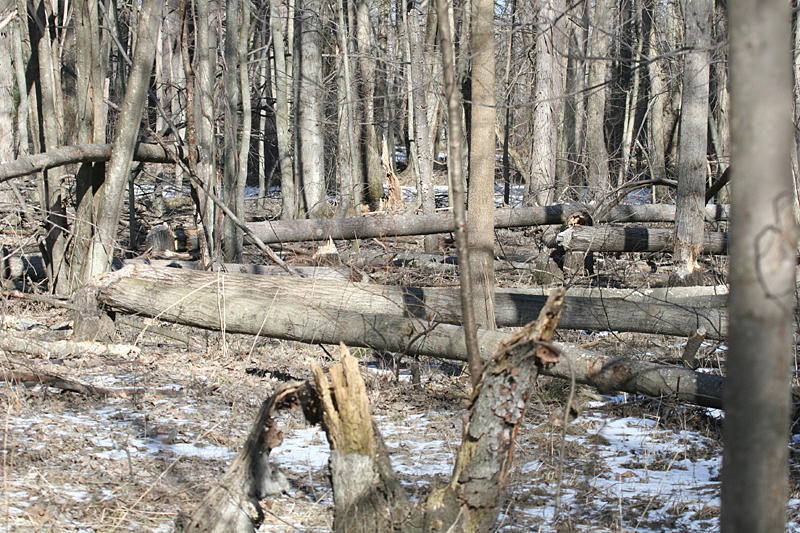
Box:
(0, 143), (178, 182)
(552, 226), (728, 254)
(80, 264), (725, 407)
(87, 264), (728, 339)
(248, 204), (730, 244)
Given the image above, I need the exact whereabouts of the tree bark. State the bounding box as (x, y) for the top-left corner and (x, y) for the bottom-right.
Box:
(193, 0), (218, 257)
(271, 0), (296, 219)
(673, 0), (712, 277)
(436, 0), (482, 386)
(222, 0), (243, 262)
(0, 143), (181, 182)
(552, 225), (728, 254)
(89, 266), (727, 410)
(645, 0), (668, 190)
(585, 0), (613, 196)
(356, 0), (383, 208)
(468, 0), (498, 330)
(722, 0), (797, 528)
(296, 0), (328, 217)
(528, 0), (566, 205)
(245, 203), (729, 243)
(116, 264), (729, 337)
(85, 0), (163, 277)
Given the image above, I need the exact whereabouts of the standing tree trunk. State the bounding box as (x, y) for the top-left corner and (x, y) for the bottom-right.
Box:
(527, 0), (566, 206)
(408, 0), (438, 252)
(296, 0), (328, 217)
(191, 0), (218, 260)
(86, 0), (163, 275)
(335, 0), (360, 215)
(722, 0), (796, 529)
(468, 0), (497, 329)
(222, 0), (243, 261)
(673, 0), (711, 279)
(585, 0), (612, 197)
(645, 0), (668, 188)
(356, 0), (383, 208)
(72, 0), (108, 290)
(271, 0), (296, 219)
(30, 0), (70, 294)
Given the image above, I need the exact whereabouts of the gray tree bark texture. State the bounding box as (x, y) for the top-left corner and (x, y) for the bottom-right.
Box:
(296, 0), (327, 217)
(722, 0), (797, 528)
(0, 143), (181, 182)
(86, 263), (729, 338)
(585, 0), (613, 195)
(552, 225), (727, 254)
(356, 0), (383, 208)
(85, 0), (163, 278)
(271, 0), (296, 220)
(468, 0), (498, 331)
(245, 203), (729, 243)
(673, 0), (712, 277)
(436, 0), (482, 385)
(222, 0), (243, 262)
(528, 0), (566, 206)
(83, 264), (726, 408)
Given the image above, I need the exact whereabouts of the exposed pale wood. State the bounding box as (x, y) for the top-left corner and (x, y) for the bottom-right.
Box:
(555, 226), (728, 254)
(89, 265), (726, 407)
(124, 258), (356, 281)
(682, 327), (707, 368)
(0, 335), (139, 358)
(249, 204), (730, 244)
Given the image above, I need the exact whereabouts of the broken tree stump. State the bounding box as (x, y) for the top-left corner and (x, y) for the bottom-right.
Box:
(178, 383), (307, 533)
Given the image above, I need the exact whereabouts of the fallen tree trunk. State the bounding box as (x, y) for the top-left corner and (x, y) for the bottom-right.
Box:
(0, 335), (140, 359)
(89, 264), (728, 339)
(249, 204), (730, 244)
(0, 143), (179, 182)
(553, 226), (728, 254)
(84, 265), (725, 407)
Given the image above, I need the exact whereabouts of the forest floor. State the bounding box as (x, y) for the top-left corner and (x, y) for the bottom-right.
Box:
(1, 190), (799, 532)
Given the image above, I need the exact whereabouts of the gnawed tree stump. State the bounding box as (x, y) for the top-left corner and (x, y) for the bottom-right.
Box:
(184, 291), (567, 532)
(311, 348), (409, 532)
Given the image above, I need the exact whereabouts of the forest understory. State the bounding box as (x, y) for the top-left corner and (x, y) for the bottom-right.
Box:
(1, 183), (799, 532)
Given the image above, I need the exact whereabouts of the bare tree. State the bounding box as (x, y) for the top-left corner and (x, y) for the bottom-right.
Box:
(271, 0), (297, 219)
(467, 0), (497, 329)
(673, 0), (712, 279)
(585, 0), (613, 196)
(85, 0), (163, 275)
(295, 0), (328, 217)
(527, 0), (566, 206)
(722, 0), (797, 528)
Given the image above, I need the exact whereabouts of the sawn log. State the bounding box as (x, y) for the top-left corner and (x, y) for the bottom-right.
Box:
(85, 265), (725, 407)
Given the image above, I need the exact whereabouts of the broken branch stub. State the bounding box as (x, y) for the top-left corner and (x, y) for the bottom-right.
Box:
(422, 288), (566, 532)
(179, 382), (317, 533)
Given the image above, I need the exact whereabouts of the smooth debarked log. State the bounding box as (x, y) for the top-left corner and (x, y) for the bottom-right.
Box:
(91, 264), (728, 339)
(83, 265), (726, 408)
(249, 204), (730, 244)
(554, 226), (728, 254)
